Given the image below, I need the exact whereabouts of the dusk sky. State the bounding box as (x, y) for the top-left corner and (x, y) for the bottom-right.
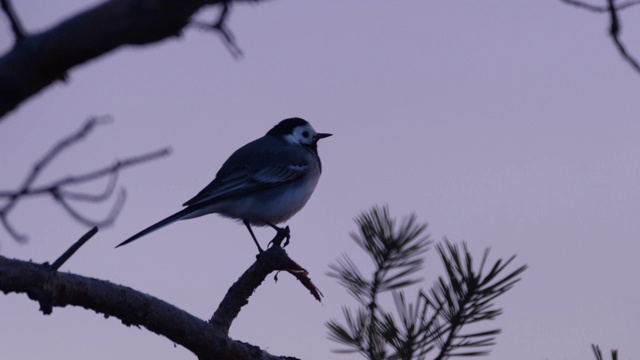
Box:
(1, 1), (639, 359)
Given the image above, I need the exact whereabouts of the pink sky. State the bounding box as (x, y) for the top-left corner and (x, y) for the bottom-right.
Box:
(1, 1), (639, 359)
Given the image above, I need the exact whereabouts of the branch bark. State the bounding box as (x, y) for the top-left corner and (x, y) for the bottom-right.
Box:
(0, 0), (261, 119)
(0, 239), (317, 359)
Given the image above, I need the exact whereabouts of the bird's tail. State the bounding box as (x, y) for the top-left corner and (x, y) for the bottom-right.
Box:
(115, 207), (194, 248)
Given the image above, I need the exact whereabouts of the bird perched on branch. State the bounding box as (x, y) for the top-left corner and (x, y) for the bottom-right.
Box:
(116, 117), (332, 252)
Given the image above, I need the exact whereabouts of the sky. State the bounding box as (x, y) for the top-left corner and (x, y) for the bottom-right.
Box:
(1, 1), (640, 359)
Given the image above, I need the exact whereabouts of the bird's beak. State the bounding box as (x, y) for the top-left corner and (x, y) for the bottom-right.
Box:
(316, 133), (333, 140)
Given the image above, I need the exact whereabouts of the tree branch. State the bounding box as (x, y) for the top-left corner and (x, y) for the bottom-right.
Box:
(49, 227), (98, 271)
(0, 116), (170, 243)
(0, 0), (266, 119)
(559, 0), (640, 12)
(191, 1), (244, 59)
(606, 0), (640, 74)
(210, 231), (322, 336)
(560, 0), (640, 75)
(0, 244), (311, 360)
(0, 0), (25, 44)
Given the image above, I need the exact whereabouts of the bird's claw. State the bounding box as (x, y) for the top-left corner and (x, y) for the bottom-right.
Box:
(268, 225), (291, 248)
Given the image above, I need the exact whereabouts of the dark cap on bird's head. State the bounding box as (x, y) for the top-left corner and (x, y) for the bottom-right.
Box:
(267, 117), (310, 136)
(267, 117), (332, 140)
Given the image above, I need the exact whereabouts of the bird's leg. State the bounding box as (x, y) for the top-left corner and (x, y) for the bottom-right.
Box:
(243, 220), (264, 253)
(265, 221), (291, 248)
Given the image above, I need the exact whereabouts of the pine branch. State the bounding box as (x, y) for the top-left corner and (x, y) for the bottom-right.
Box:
(327, 206), (526, 360)
(430, 240), (527, 360)
(327, 205), (430, 359)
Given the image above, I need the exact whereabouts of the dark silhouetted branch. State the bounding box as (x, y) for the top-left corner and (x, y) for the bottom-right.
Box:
(210, 230), (322, 337)
(0, 253), (296, 359)
(0, 0), (25, 44)
(192, 1), (244, 59)
(560, 0), (640, 12)
(0, 117), (170, 243)
(49, 227), (98, 271)
(0, 229), (319, 359)
(327, 206), (527, 359)
(560, 0), (640, 75)
(0, 0), (268, 118)
(607, 0), (640, 74)
(592, 343), (619, 360)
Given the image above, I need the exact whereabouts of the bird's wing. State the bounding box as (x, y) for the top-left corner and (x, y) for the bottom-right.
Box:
(183, 137), (309, 206)
(183, 162), (308, 206)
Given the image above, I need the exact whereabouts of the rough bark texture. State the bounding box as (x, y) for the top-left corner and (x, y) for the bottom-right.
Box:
(0, 248), (306, 360)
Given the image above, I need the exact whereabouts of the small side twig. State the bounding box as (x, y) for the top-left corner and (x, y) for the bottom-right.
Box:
(0, 0), (26, 44)
(191, 1), (244, 58)
(48, 227), (98, 271)
(592, 343), (619, 360)
(54, 188), (126, 228)
(0, 116), (171, 243)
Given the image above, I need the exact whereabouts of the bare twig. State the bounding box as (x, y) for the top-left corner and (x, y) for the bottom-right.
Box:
(54, 188), (126, 228)
(0, 117), (171, 242)
(607, 0), (640, 73)
(57, 171), (118, 202)
(0, 0), (26, 43)
(0, 215), (26, 241)
(49, 227), (98, 271)
(191, 2), (244, 58)
(560, 0), (640, 75)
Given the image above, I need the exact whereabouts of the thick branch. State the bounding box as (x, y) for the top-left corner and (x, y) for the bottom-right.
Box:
(0, 0), (262, 118)
(0, 254), (295, 360)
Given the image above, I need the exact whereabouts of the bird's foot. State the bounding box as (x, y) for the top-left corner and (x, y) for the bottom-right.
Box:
(268, 225), (290, 248)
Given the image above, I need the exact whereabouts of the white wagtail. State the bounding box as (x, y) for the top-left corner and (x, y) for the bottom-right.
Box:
(116, 117), (331, 252)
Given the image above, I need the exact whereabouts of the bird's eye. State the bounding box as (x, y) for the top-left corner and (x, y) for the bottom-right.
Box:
(302, 131), (310, 138)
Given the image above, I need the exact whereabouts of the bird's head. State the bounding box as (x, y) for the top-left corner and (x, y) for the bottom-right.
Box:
(267, 117), (332, 146)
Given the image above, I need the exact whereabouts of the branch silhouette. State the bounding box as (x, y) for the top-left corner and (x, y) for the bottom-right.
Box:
(327, 206), (527, 360)
(0, 0), (25, 44)
(560, 0), (640, 75)
(0, 0), (268, 118)
(0, 231), (320, 359)
(0, 116), (170, 242)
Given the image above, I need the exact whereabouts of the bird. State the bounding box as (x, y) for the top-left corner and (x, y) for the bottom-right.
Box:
(116, 117), (332, 252)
